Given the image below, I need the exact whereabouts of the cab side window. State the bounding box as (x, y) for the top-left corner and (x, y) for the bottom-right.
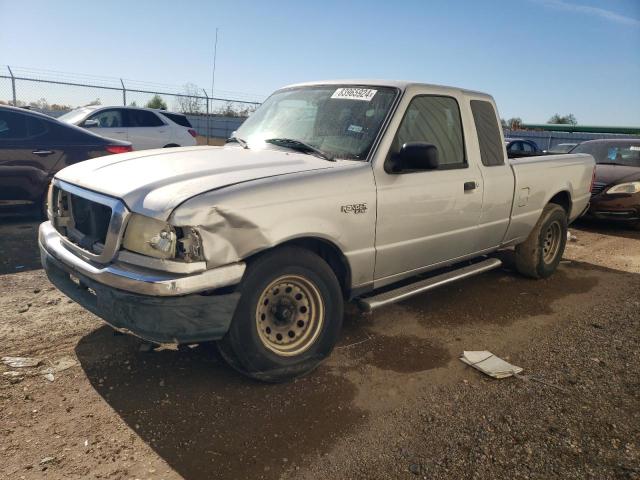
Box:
(86, 109), (123, 128)
(0, 110), (29, 140)
(393, 96), (466, 168)
(0, 111), (49, 141)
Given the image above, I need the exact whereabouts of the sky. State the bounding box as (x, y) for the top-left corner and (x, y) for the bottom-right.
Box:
(1, 0), (639, 125)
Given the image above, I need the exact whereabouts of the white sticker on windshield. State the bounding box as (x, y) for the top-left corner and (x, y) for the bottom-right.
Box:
(630, 146), (640, 151)
(331, 88), (377, 101)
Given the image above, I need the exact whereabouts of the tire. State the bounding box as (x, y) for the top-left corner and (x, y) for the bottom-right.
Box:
(218, 246), (344, 382)
(515, 203), (568, 279)
(163, 144), (180, 148)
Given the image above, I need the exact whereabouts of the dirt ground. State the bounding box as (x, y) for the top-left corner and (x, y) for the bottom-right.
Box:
(0, 211), (638, 480)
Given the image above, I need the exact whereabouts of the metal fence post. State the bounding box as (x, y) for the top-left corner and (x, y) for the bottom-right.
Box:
(7, 65), (17, 106)
(203, 88), (210, 145)
(120, 78), (126, 106)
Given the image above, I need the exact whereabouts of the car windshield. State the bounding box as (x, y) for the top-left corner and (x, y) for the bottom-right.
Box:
(572, 142), (640, 167)
(57, 107), (94, 125)
(549, 144), (575, 153)
(233, 85), (398, 160)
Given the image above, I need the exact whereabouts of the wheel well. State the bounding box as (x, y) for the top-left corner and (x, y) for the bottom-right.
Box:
(249, 238), (352, 299)
(548, 191), (571, 214)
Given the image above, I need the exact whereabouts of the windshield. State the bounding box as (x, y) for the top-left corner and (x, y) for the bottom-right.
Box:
(548, 144), (575, 153)
(572, 142), (640, 167)
(234, 85), (398, 160)
(57, 107), (94, 125)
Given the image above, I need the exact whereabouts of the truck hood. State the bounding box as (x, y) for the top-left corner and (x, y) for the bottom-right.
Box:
(55, 146), (335, 220)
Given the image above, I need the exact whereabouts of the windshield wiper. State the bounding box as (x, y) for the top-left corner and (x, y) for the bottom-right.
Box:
(226, 136), (249, 149)
(265, 138), (335, 161)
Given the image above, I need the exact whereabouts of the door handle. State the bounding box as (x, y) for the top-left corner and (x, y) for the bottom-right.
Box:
(464, 181), (477, 191)
(32, 150), (54, 156)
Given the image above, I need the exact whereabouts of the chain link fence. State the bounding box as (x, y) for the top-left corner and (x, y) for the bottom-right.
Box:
(0, 66), (263, 142)
(504, 128), (640, 150)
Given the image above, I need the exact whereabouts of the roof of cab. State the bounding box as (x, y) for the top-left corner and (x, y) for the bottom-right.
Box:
(280, 79), (492, 99)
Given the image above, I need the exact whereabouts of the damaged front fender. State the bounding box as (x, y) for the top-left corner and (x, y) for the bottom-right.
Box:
(169, 164), (377, 286)
(175, 205), (272, 268)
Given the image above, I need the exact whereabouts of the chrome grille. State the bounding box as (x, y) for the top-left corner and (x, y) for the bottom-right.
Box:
(591, 181), (607, 197)
(50, 179), (130, 264)
(69, 193), (112, 247)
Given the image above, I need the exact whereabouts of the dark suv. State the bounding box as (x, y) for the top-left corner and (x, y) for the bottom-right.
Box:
(0, 105), (131, 216)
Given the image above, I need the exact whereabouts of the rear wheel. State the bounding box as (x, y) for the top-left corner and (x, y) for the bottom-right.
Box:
(515, 203), (568, 279)
(163, 144), (180, 148)
(218, 246), (343, 382)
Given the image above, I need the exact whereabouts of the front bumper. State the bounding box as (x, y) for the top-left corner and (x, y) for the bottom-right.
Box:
(586, 194), (639, 223)
(39, 221), (244, 343)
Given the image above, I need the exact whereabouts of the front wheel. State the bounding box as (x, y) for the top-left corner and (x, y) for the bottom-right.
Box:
(515, 203), (568, 279)
(218, 246), (344, 382)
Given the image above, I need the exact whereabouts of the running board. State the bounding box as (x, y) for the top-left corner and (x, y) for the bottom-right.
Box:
(357, 258), (503, 312)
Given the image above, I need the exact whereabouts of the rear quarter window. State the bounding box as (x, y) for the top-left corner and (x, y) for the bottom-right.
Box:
(470, 100), (505, 166)
(160, 112), (192, 128)
(128, 110), (165, 127)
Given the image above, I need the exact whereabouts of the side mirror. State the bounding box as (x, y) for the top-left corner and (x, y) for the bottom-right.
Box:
(83, 119), (99, 128)
(385, 142), (439, 173)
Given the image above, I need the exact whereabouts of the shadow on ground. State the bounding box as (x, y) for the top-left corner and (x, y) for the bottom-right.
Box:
(73, 259), (614, 480)
(0, 211), (41, 275)
(572, 218), (640, 241)
(75, 327), (364, 480)
(402, 260), (600, 328)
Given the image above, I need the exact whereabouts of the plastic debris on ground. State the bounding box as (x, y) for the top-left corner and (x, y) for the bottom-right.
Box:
(2, 356), (42, 368)
(50, 356), (78, 372)
(460, 351), (523, 379)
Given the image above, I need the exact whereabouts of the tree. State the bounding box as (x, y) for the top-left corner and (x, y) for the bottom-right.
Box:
(175, 83), (204, 114)
(547, 113), (577, 126)
(84, 98), (101, 107)
(145, 95), (167, 110)
(506, 117), (522, 129)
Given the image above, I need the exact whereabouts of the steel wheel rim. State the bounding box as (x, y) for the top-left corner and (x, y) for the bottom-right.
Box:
(256, 275), (324, 357)
(542, 221), (562, 264)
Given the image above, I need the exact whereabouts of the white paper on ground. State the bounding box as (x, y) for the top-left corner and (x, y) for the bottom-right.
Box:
(460, 351), (523, 379)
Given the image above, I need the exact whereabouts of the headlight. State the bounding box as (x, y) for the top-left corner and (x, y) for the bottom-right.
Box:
(122, 214), (204, 262)
(123, 214), (177, 259)
(606, 181), (640, 195)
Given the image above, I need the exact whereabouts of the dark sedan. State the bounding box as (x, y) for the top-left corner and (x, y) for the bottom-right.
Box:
(505, 139), (543, 158)
(571, 139), (640, 228)
(0, 105), (132, 216)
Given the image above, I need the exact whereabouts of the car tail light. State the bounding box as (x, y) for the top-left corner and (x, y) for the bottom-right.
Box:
(589, 166), (596, 192)
(105, 145), (133, 154)
(188, 128), (197, 138)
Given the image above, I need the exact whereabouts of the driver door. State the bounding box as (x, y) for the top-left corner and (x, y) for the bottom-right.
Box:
(373, 94), (483, 284)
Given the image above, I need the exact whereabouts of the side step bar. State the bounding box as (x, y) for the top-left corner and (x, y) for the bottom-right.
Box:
(357, 258), (502, 312)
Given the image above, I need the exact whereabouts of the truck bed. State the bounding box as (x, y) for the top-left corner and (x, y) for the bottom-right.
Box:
(504, 153), (594, 244)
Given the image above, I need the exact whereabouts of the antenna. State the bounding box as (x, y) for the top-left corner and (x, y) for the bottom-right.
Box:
(211, 27), (219, 98)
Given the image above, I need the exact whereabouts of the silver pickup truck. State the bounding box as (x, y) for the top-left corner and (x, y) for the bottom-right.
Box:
(39, 80), (595, 381)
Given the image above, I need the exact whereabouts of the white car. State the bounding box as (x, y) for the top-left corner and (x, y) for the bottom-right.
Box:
(57, 106), (198, 150)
